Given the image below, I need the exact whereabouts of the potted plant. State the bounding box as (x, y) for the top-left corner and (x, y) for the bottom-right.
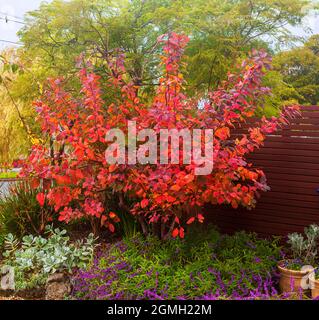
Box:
(278, 224), (319, 294)
(310, 268), (319, 298)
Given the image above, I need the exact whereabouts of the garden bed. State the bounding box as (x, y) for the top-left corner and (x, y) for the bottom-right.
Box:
(0, 180), (318, 300)
(1, 224), (317, 300)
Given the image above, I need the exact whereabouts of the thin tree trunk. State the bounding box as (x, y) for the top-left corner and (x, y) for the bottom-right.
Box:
(163, 218), (176, 240)
(138, 216), (149, 236)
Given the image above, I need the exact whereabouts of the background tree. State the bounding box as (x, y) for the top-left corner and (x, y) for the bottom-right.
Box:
(0, 50), (37, 164)
(274, 34), (319, 105)
(0, 0), (315, 161)
(18, 0), (312, 94)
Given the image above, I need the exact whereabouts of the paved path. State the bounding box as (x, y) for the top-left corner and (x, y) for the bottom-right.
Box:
(0, 181), (10, 198)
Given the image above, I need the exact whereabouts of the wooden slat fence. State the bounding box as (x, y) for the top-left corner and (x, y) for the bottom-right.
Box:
(208, 105), (319, 236)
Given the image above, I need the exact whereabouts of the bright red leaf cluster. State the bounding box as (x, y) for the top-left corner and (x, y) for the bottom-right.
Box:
(21, 33), (299, 238)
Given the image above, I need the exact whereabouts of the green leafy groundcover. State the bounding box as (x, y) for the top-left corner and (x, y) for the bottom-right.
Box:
(1, 227), (97, 290)
(71, 227), (283, 300)
(0, 172), (18, 179)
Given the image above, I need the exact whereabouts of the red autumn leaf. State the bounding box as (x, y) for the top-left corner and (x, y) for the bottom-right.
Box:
(101, 215), (107, 227)
(74, 169), (84, 180)
(184, 174), (194, 184)
(36, 193), (46, 207)
(136, 189), (144, 197)
(179, 227), (185, 238)
(197, 214), (205, 223)
(86, 149), (95, 159)
(231, 199), (238, 209)
(109, 164), (117, 173)
(215, 127), (230, 140)
(187, 217), (195, 224)
(108, 223), (115, 233)
(109, 212), (120, 223)
(172, 228), (179, 238)
(170, 184), (181, 192)
(166, 195), (176, 203)
(30, 178), (40, 189)
(141, 199), (149, 208)
(249, 128), (264, 144)
(55, 175), (71, 185)
(109, 212), (117, 219)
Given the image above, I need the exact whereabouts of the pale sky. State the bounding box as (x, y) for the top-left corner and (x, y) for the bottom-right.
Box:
(0, 0), (319, 50)
(0, 0), (51, 49)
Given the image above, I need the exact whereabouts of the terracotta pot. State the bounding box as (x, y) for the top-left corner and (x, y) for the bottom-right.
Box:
(278, 261), (314, 294)
(310, 278), (319, 299)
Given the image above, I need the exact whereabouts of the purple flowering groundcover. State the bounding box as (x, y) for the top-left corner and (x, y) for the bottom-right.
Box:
(70, 228), (309, 300)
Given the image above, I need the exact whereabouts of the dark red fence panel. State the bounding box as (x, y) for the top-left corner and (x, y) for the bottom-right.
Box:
(208, 105), (319, 236)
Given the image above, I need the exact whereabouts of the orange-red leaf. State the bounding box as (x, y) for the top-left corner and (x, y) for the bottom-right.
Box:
(30, 178), (40, 189)
(184, 174), (194, 184)
(231, 199), (238, 209)
(55, 175), (71, 185)
(141, 199), (149, 208)
(187, 217), (195, 225)
(215, 127), (230, 140)
(108, 223), (115, 233)
(170, 184), (181, 192)
(101, 215), (107, 227)
(109, 164), (117, 173)
(197, 214), (205, 223)
(36, 193), (45, 207)
(166, 195), (176, 203)
(109, 212), (116, 219)
(109, 212), (120, 222)
(172, 228), (179, 238)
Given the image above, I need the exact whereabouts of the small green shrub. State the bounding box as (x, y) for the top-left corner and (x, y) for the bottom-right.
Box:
(116, 211), (139, 238)
(284, 224), (319, 270)
(1, 226), (98, 290)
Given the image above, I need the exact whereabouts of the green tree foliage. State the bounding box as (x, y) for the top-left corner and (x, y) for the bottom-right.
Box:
(0, 0), (314, 161)
(18, 0), (311, 92)
(0, 50), (35, 163)
(274, 34), (319, 105)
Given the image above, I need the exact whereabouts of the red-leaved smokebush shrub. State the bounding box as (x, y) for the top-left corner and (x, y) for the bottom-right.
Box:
(21, 33), (299, 238)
